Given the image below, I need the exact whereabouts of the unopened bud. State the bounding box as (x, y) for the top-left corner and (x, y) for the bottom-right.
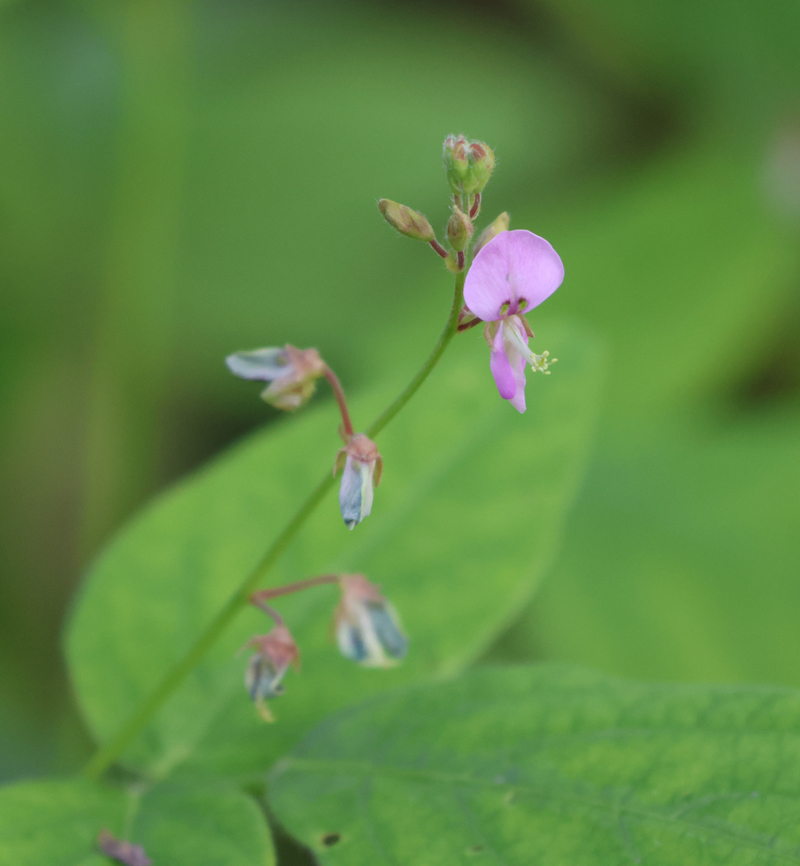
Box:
(443, 134), (471, 194)
(474, 212), (510, 256)
(467, 142), (495, 194)
(443, 135), (495, 195)
(446, 207), (474, 252)
(378, 200), (435, 242)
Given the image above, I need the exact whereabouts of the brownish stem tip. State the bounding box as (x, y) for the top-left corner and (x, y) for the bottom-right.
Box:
(323, 367), (354, 438)
(469, 193), (481, 219)
(430, 239), (449, 259)
(250, 574), (341, 608)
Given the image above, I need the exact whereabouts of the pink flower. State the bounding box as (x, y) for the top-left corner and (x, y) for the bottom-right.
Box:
(463, 229), (564, 412)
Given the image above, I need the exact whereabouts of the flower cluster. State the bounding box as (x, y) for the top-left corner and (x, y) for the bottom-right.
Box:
(245, 574), (406, 720)
(226, 133), (564, 720)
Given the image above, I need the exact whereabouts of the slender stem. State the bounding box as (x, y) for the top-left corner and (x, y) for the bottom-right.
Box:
(458, 316), (482, 333)
(251, 574), (340, 604)
(469, 193), (481, 219)
(83, 270), (466, 781)
(367, 270), (465, 438)
(252, 600), (285, 627)
(323, 368), (354, 438)
(429, 239), (448, 259)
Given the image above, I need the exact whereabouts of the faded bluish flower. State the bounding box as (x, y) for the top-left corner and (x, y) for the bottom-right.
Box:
(226, 344), (326, 411)
(463, 229), (564, 412)
(336, 434), (383, 530)
(97, 830), (152, 866)
(334, 574), (407, 668)
(244, 626), (300, 722)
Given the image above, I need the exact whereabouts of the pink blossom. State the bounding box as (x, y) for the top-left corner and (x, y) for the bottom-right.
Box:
(463, 229), (564, 412)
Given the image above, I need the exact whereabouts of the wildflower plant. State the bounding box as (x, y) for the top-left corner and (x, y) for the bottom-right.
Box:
(2, 134), (798, 866)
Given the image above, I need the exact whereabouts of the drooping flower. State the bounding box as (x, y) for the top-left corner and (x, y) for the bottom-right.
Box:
(244, 625), (300, 722)
(463, 229), (564, 413)
(226, 344), (326, 411)
(97, 830), (152, 866)
(334, 574), (407, 667)
(335, 433), (383, 530)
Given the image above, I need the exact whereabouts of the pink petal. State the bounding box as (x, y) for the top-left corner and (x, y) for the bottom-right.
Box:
(464, 230), (564, 322)
(507, 329), (528, 413)
(489, 325), (516, 400)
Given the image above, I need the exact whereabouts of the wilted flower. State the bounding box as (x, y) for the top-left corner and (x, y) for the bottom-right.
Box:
(335, 433), (383, 530)
(463, 229), (564, 413)
(97, 830), (151, 866)
(226, 344), (326, 411)
(244, 626), (300, 722)
(334, 574), (407, 667)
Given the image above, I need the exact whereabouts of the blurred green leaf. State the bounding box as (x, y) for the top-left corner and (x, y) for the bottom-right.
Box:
(270, 663), (800, 865)
(0, 776), (273, 866)
(531, 0), (800, 122)
(491, 410), (800, 685)
(532, 143), (800, 425)
(66, 324), (601, 780)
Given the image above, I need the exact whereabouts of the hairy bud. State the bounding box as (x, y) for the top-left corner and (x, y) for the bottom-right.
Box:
(378, 199), (435, 242)
(474, 211), (510, 256)
(446, 207), (474, 252)
(443, 135), (496, 195)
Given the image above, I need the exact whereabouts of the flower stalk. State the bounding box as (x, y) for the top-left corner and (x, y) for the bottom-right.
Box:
(83, 268), (466, 781)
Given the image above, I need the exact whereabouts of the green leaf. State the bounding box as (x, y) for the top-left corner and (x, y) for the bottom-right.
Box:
(0, 777), (273, 866)
(492, 410), (800, 687)
(270, 663), (800, 865)
(66, 324), (601, 779)
(533, 143), (800, 426)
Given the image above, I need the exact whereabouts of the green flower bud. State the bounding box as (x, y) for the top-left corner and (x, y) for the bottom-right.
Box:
(474, 211), (510, 255)
(378, 199), (435, 242)
(446, 207), (474, 252)
(443, 134), (471, 194)
(443, 135), (495, 195)
(467, 141), (495, 194)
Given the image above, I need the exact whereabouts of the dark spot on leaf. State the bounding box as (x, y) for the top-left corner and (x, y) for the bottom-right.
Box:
(322, 833), (341, 847)
(471, 845), (484, 853)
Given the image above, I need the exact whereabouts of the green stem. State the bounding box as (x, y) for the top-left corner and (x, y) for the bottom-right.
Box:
(83, 269), (466, 781)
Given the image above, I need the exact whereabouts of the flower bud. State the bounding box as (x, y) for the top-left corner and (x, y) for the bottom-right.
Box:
(443, 134), (471, 194)
(244, 625), (300, 722)
(474, 211), (510, 256)
(443, 135), (495, 195)
(334, 574), (407, 667)
(336, 433), (382, 530)
(446, 207), (474, 252)
(378, 199), (435, 242)
(226, 344), (326, 411)
(467, 141), (496, 194)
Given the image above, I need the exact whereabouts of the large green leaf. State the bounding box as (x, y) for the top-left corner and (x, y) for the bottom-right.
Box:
(532, 143), (800, 425)
(0, 776), (273, 866)
(270, 663), (800, 865)
(66, 324), (601, 779)
(491, 410), (800, 686)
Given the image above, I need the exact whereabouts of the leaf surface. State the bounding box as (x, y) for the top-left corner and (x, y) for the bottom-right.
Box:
(0, 777), (273, 866)
(270, 664), (800, 865)
(66, 325), (601, 779)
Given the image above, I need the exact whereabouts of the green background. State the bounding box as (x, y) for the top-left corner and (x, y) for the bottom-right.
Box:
(1, 0), (799, 818)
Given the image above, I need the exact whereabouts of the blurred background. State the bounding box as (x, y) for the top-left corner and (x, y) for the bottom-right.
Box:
(1, 0), (799, 783)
